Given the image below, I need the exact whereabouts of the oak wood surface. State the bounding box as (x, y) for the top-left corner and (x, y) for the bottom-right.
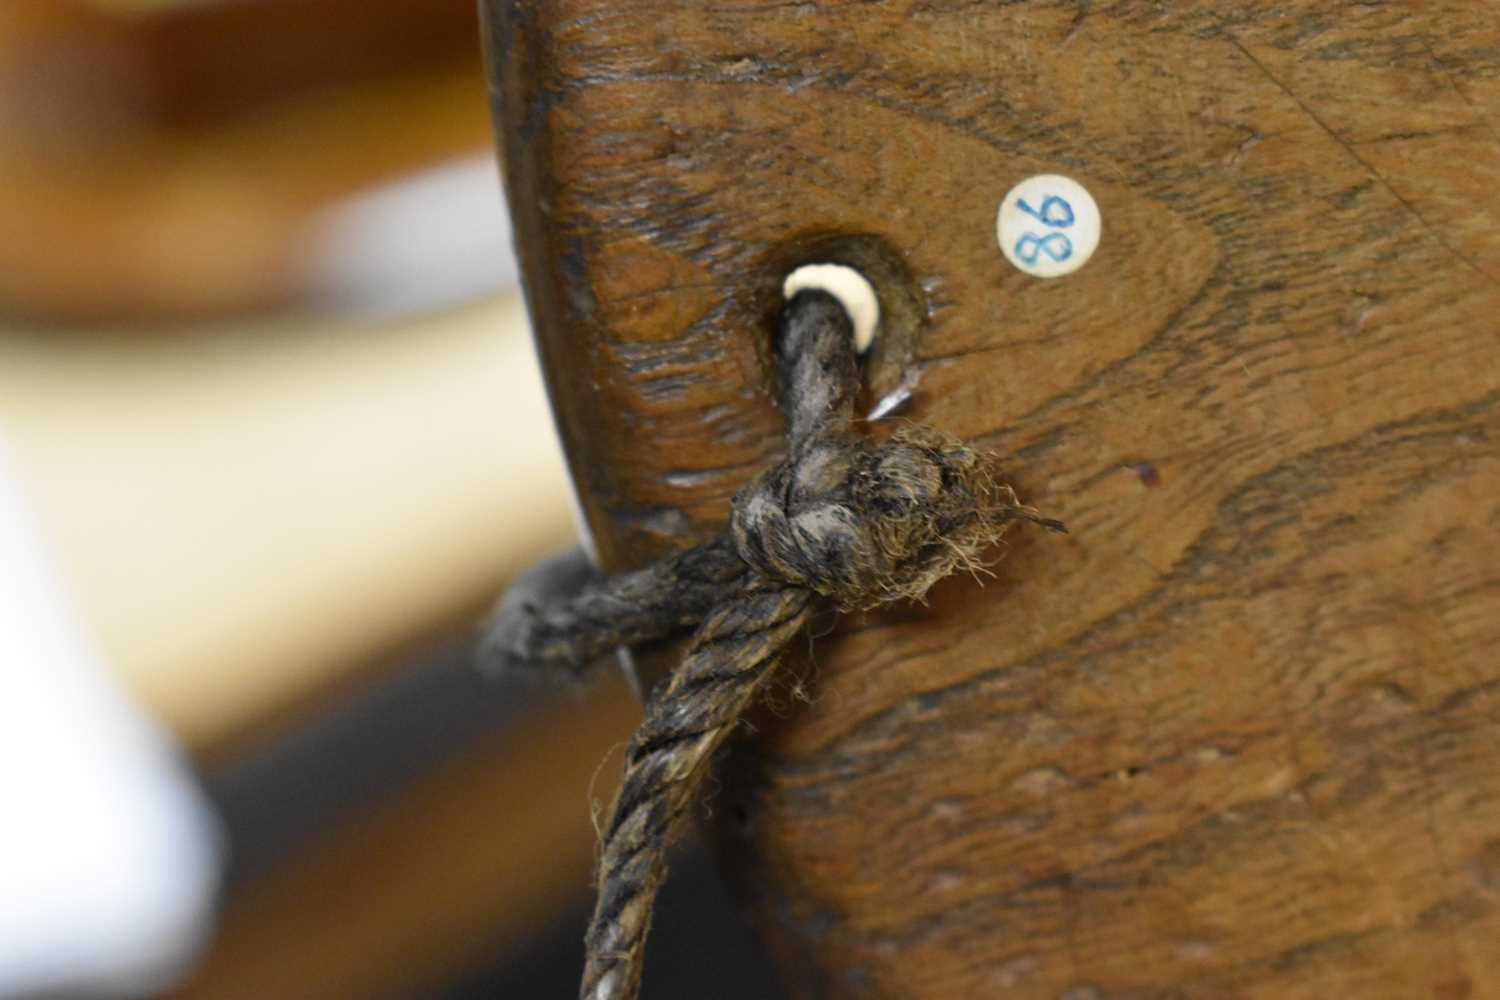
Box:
(486, 2), (1500, 996)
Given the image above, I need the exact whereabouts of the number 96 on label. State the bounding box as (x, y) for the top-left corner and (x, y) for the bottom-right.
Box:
(996, 174), (1101, 279)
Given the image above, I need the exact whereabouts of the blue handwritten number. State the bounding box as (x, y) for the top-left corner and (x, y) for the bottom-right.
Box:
(1012, 192), (1075, 268)
(1015, 232), (1073, 265)
(1017, 195), (1075, 228)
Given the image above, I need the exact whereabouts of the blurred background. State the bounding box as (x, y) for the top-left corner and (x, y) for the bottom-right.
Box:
(0, 2), (782, 997)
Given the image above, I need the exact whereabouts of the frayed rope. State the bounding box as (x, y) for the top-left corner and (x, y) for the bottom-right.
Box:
(478, 289), (1064, 1000)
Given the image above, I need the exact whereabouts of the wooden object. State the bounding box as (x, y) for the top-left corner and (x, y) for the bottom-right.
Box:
(0, 0), (488, 320)
(486, 2), (1500, 997)
(0, 0), (478, 129)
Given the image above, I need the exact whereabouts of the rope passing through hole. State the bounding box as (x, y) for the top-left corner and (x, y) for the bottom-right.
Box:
(479, 289), (1065, 1000)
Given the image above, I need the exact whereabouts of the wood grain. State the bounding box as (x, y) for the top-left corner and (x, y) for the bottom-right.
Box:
(485, 2), (1500, 996)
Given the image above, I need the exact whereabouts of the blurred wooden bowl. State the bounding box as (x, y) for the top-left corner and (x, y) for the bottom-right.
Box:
(0, 0), (490, 323)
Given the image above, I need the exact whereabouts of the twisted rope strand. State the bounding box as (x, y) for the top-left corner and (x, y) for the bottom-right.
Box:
(480, 290), (1065, 1000)
(478, 537), (747, 682)
(581, 584), (813, 1000)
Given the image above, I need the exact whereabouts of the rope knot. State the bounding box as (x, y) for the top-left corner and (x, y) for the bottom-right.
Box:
(730, 425), (1054, 609)
(480, 287), (1065, 1000)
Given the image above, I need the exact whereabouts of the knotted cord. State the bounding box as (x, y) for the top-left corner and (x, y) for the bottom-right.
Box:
(481, 289), (1063, 1000)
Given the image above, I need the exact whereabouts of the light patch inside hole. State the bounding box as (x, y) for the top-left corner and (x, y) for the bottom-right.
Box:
(782, 263), (879, 353)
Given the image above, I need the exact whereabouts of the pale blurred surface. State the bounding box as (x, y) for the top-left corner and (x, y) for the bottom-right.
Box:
(0, 285), (623, 996)
(0, 294), (572, 752)
(0, 441), (222, 998)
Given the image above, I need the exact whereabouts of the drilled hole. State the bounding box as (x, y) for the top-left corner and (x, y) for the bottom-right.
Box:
(757, 232), (926, 415)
